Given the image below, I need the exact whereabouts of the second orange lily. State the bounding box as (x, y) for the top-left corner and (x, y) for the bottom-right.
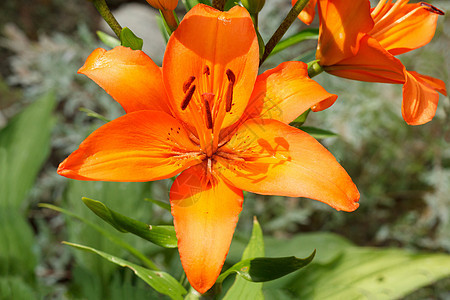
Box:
(58, 4), (359, 294)
(315, 0), (447, 125)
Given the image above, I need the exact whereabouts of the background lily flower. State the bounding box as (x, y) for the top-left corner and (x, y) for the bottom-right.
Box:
(316, 0), (447, 125)
(145, 0), (178, 11)
(58, 4), (359, 294)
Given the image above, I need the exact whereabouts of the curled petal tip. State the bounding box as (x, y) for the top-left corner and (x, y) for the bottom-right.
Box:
(420, 2), (445, 15)
(77, 48), (107, 74)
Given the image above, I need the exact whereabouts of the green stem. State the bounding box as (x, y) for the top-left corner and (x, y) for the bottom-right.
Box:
(92, 0), (122, 38)
(260, 0), (310, 65)
(251, 13), (259, 29)
(161, 9), (178, 33)
(307, 60), (324, 78)
(212, 0), (226, 10)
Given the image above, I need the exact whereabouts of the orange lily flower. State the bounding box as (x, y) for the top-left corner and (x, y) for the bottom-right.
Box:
(58, 4), (359, 293)
(316, 0), (447, 125)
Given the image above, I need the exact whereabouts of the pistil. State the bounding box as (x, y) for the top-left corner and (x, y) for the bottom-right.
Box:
(202, 93), (214, 130)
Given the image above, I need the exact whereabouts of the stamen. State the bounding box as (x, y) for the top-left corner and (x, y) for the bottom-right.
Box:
(226, 69), (236, 84)
(203, 65), (210, 76)
(420, 2), (444, 15)
(225, 69), (236, 112)
(183, 76), (196, 93)
(181, 85), (196, 110)
(202, 93), (214, 129)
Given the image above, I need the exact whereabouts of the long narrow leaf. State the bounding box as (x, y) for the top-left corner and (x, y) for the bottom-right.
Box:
(223, 217), (265, 299)
(39, 203), (158, 270)
(82, 197), (177, 248)
(270, 28), (319, 57)
(64, 242), (187, 300)
(218, 251), (315, 283)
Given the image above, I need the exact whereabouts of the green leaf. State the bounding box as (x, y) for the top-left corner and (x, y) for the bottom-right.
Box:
(264, 232), (353, 265)
(223, 217), (265, 299)
(0, 210), (36, 280)
(155, 15), (170, 44)
(144, 198), (171, 211)
(0, 92), (55, 208)
(288, 247), (450, 299)
(40, 203), (158, 270)
(79, 107), (110, 122)
(297, 126), (338, 139)
(270, 28), (319, 57)
(96, 30), (121, 48)
(0, 92), (54, 283)
(218, 251), (315, 283)
(291, 108), (310, 126)
(64, 242), (187, 300)
(0, 276), (36, 300)
(82, 197), (177, 248)
(120, 27), (143, 50)
(182, 0), (211, 11)
(290, 120), (338, 139)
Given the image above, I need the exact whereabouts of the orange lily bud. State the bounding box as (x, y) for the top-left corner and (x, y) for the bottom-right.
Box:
(145, 0), (178, 11)
(241, 0), (265, 14)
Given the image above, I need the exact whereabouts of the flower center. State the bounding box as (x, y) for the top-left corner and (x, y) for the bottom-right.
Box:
(179, 66), (237, 157)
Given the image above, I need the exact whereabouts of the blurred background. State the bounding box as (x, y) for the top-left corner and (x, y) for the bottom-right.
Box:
(0, 0), (449, 299)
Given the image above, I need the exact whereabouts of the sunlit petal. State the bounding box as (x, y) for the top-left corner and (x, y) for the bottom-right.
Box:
(244, 61), (337, 123)
(371, 3), (440, 56)
(58, 111), (202, 181)
(324, 36), (405, 84)
(316, 0), (374, 66)
(163, 4), (259, 130)
(170, 165), (243, 293)
(216, 119), (360, 212)
(78, 46), (171, 114)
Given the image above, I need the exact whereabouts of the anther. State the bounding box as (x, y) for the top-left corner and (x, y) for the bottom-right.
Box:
(183, 76), (196, 93)
(181, 85), (196, 110)
(225, 69), (235, 112)
(420, 3), (444, 15)
(203, 65), (210, 76)
(226, 69), (235, 84)
(202, 93), (214, 129)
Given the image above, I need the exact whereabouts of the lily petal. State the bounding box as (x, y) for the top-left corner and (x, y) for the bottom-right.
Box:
(293, 0), (317, 25)
(317, 0), (373, 66)
(145, 0), (178, 11)
(170, 165), (243, 294)
(163, 4), (259, 130)
(371, 3), (440, 56)
(78, 46), (171, 114)
(244, 61), (337, 123)
(324, 35), (405, 84)
(58, 111), (202, 181)
(216, 119), (359, 212)
(402, 70), (447, 125)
